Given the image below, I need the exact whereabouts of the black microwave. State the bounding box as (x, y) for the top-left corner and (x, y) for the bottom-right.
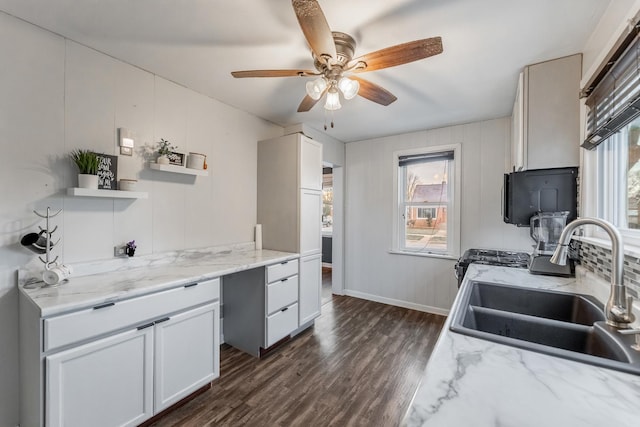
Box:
(503, 167), (578, 227)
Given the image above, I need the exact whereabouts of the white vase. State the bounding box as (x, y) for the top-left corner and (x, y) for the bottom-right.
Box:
(78, 174), (98, 189)
(157, 155), (170, 165)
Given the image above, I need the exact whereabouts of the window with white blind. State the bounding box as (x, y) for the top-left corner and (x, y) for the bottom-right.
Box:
(584, 24), (640, 245)
(392, 145), (461, 258)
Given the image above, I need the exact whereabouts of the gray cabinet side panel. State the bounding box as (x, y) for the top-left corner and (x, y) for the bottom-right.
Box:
(221, 268), (266, 357)
(257, 134), (300, 253)
(527, 54), (581, 169)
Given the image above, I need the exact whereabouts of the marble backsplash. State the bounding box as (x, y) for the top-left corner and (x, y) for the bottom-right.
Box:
(578, 240), (640, 299)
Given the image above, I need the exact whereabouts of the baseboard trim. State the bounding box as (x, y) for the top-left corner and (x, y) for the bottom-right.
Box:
(343, 289), (450, 316)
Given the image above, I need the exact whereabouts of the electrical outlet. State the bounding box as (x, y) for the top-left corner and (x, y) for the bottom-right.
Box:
(114, 246), (126, 257)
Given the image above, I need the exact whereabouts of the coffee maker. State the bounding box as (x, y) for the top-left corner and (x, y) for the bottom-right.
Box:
(528, 211), (574, 276)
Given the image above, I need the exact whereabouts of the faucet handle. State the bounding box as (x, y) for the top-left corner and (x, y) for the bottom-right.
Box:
(619, 328), (640, 351)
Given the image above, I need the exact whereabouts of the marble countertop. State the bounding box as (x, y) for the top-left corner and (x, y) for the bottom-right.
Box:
(403, 264), (640, 427)
(19, 244), (298, 317)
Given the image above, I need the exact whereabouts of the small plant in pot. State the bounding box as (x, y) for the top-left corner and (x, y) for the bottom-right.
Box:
(156, 139), (176, 165)
(70, 149), (99, 189)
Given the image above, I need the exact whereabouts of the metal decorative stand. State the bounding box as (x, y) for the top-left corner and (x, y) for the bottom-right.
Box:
(34, 207), (62, 270)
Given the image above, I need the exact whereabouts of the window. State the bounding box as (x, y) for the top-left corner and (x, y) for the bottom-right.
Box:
(585, 28), (640, 245)
(596, 117), (640, 231)
(417, 207), (437, 219)
(322, 169), (333, 234)
(393, 145), (461, 257)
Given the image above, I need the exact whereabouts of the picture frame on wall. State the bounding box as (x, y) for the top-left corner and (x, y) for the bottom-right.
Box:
(95, 153), (118, 190)
(168, 151), (185, 166)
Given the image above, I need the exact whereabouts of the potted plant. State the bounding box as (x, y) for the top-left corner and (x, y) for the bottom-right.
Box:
(125, 240), (136, 257)
(70, 149), (99, 189)
(156, 139), (176, 165)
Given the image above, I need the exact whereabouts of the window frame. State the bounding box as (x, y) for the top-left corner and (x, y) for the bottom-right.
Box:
(391, 144), (461, 259)
(586, 121), (640, 248)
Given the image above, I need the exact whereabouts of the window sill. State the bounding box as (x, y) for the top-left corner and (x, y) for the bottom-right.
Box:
(574, 235), (640, 260)
(388, 249), (458, 261)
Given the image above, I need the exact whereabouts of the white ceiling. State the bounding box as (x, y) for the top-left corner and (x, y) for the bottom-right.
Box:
(0, 0), (611, 142)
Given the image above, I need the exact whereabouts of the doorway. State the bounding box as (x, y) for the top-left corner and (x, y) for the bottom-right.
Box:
(321, 166), (333, 305)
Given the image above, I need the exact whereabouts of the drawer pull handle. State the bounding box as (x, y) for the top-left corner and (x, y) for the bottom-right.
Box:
(93, 302), (115, 310)
(281, 278), (288, 282)
(137, 322), (155, 330)
(281, 261), (288, 265)
(154, 317), (170, 324)
(281, 307), (289, 312)
(184, 283), (199, 288)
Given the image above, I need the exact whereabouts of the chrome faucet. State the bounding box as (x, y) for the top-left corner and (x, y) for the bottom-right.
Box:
(550, 217), (635, 329)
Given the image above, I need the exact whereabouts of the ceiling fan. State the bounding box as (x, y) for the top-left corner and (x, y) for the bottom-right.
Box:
(231, 0), (443, 117)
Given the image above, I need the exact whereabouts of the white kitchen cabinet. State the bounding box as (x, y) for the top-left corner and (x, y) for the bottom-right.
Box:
(257, 133), (323, 254)
(300, 135), (323, 190)
(154, 302), (219, 412)
(223, 258), (299, 356)
(258, 132), (323, 331)
(510, 54), (581, 171)
(300, 189), (322, 256)
(20, 278), (220, 427)
(298, 253), (322, 325)
(46, 327), (154, 427)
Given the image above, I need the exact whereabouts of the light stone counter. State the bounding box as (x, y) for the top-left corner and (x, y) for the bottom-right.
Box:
(19, 243), (298, 317)
(403, 264), (640, 427)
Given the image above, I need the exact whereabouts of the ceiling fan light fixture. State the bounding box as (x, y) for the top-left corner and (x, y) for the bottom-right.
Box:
(338, 76), (359, 100)
(324, 87), (341, 111)
(305, 77), (328, 100)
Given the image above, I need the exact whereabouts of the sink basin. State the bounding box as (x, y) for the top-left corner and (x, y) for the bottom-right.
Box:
(467, 281), (605, 325)
(450, 281), (640, 375)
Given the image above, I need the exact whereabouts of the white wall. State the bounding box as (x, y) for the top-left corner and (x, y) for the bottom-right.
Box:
(582, 0), (640, 81)
(0, 12), (282, 427)
(344, 118), (532, 313)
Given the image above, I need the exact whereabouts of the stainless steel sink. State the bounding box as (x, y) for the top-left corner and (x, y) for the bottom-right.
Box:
(450, 281), (640, 375)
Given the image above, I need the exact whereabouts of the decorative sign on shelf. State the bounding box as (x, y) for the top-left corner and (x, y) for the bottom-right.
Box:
(96, 154), (118, 190)
(168, 151), (185, 166)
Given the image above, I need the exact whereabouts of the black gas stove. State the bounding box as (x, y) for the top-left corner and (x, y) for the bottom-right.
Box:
(454, 248), (530, 287)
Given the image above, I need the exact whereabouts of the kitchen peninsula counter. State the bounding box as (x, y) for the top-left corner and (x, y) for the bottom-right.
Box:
(19, 244), (298, 317)
(403, 264), (640, 427)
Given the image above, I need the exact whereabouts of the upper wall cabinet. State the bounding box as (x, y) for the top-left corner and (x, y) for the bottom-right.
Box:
(511, 54), (581, 171)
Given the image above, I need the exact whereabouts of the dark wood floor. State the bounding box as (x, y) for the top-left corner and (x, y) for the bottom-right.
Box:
(151, 296), (446, 427)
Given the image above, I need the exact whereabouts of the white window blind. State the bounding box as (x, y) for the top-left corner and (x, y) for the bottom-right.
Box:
(584, 31), (640, 150)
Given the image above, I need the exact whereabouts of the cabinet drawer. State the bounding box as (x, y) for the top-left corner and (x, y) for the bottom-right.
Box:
(266, 275), (298, 315)
(265, 303), (298, 348)
(266, 259), (298, 283)
(44, 278), (220, 352)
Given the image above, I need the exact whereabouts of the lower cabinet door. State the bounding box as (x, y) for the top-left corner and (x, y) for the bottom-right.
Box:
(299, 254), (322, 325)
(46, 327), (154, 427)
(154, 302), (220, 412)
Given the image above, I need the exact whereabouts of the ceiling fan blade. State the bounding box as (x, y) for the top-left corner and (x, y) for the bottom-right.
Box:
(292, 0), (337, 63)
(350, 76), (397, 106)
(297, 93), (324, 112)
(348, 37), (443, 73)
(231, 69), (317, 78)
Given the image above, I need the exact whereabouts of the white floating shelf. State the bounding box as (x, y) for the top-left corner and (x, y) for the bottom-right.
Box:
(150, 163), (208, 176)
(67, 188), (148, 199)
